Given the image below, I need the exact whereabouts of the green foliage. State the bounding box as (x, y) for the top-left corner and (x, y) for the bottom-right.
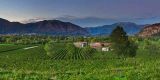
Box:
(81, 46), (96, 59)
(1, 35), (160, 79)
(110, 26), (138, 57)
(44, 42), (96, 60)
(0, 40), (160, 79)
(110, 26), (128, 44)
(44, 42), (55, 56)
(66, 43), (76, 55)
(44, 42), (67, 58)
(146, 43), (160, 56)
(123, 41), (138, 57)
(65, 43), (76, 59)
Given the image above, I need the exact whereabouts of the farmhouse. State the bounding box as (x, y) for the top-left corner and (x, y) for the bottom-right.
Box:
(74, 42), (112, 52)
(90, 42), (112, 51)
(90, 42), (103, 49)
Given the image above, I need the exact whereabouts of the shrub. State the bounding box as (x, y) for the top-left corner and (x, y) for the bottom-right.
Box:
(44, 42), (55, 56)
(146, 44), (160, 56)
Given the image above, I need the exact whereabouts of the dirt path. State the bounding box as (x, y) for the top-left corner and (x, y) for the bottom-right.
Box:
(0, 46), (39, 53)
(23, 46), (38, 50)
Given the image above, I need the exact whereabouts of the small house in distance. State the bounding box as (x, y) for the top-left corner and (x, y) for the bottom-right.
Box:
(90, 42), (103, 49)
(74, 42), (112, 52)
(90, 42), (112, 52)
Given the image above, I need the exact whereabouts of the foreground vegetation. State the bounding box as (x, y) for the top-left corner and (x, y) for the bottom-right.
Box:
(0, 39), (160, 79)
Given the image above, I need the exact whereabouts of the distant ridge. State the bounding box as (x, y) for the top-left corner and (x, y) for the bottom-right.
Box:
(0, 18), (89, 36)
(0, 18), (151, 36)
(86, 22), (145, 36)
(138, 23), (160, 37)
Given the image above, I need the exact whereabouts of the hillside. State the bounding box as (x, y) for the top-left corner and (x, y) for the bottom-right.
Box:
(86, 22), (145, 36)
(138, 23), (160, 37)
(0, 18), (88, 35)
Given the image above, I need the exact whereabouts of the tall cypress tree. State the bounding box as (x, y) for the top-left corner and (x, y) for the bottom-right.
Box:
(110, 26), (128, 44)
(110, 26), (137, 57)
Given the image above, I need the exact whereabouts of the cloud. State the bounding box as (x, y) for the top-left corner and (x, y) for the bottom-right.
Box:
(20, 15), (118, 27)
(55, 16), (119, 27)
(21, 17), (49, 23)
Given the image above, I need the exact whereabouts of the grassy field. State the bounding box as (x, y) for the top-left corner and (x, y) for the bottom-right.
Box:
(0, 43), (160, 80)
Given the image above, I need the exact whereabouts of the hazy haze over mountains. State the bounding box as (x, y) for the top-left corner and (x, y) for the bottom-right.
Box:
(86, 22), (146, 36)
(0, 18), (149, 36)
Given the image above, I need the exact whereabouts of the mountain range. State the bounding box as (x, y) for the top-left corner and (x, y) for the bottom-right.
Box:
(0, 18), (154, 36)
(86, 22), (145, 36)
(0, 18), (88, 35)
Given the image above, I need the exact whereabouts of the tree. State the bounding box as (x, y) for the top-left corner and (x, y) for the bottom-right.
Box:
(110, 26), (137, 57)
(44, 41), (55, 56)
(110, 26), (128, 44)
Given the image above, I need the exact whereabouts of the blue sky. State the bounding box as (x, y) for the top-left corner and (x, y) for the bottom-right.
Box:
(0, 0), (160, 27)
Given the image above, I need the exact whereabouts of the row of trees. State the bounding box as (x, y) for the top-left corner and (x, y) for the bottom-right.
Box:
(0, 35), (112, 45)
(0, 35), (50, 44)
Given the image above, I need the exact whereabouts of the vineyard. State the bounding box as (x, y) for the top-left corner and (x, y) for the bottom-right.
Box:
(44, 43), (96, 60)
(0, 41), (160, 79)
(52, 48), (95, 60)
